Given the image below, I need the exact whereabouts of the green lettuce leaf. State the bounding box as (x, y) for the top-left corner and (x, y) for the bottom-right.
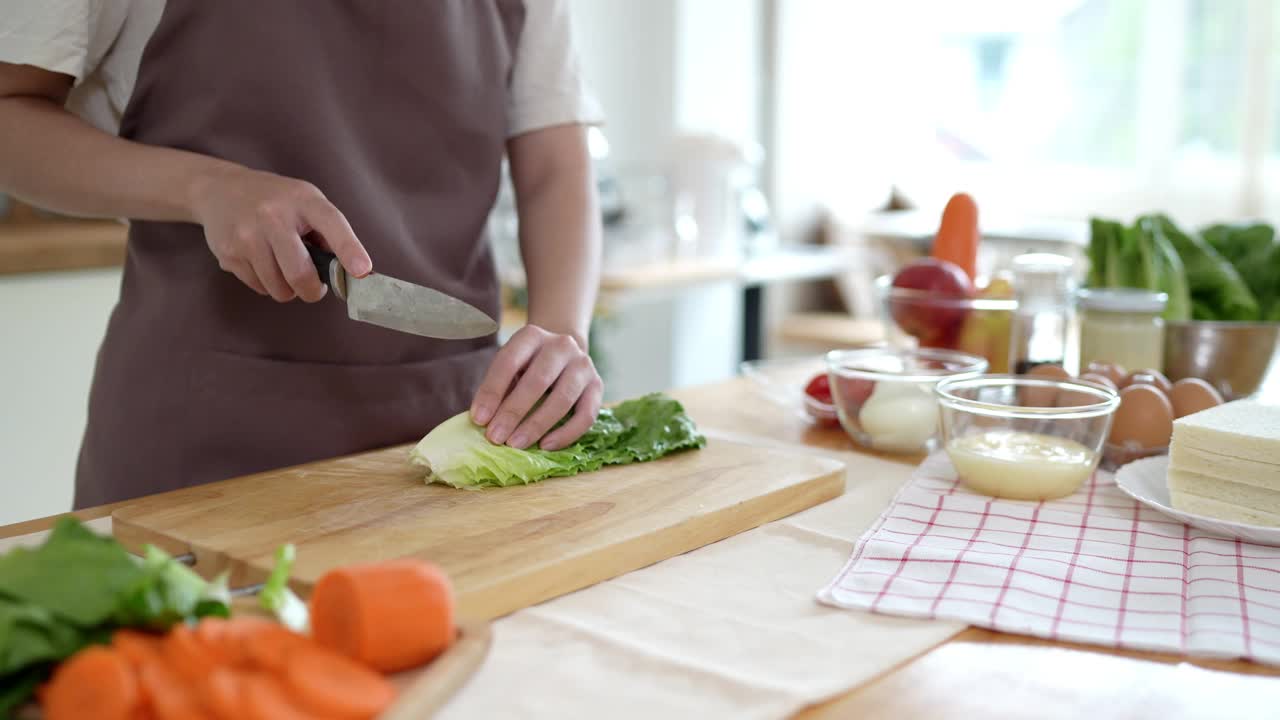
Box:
(410, 393), (707, 488)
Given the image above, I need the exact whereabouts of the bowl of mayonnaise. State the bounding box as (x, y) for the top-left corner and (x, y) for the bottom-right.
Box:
(933, 375), (1121, 501)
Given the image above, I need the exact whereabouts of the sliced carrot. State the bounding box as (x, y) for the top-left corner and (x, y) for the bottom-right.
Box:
(163, 624), (220, 683)
(138, 662), (212, 720)
(42, 646), (141, 720)
(932, 191), (980, 281)
(244, 624), (311, 673)
(198, 668), (249, 720)
(283, 645), (397, 720)
(242, 673), (326, 720)
(202, 615), (277, 667)
(193, 618), (232, 664)
(113, 629), (166, 669)
(310, 559), (455, 672)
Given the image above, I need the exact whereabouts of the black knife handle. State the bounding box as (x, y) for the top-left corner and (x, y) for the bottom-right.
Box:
(306, 243), (337, 288)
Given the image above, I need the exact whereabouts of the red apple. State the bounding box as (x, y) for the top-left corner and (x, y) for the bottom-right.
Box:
(889, 258), (975, 348)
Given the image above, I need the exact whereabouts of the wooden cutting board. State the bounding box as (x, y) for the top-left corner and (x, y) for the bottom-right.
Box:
(111, 433), (845, 621)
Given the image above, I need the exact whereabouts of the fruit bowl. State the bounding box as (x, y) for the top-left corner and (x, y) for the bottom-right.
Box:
(826, 347), (988, 454)
(874, 274), (1019, 374)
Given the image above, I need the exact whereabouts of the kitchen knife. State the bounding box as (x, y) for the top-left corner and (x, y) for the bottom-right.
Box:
(307, 245), (498, 340)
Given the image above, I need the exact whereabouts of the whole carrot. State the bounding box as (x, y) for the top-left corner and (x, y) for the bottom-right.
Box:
(932, 192), (980, 281)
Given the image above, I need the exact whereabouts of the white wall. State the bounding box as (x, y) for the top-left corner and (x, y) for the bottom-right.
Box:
(569, 0), (678, 172)
(0, 268), (121, 525)
(570, 0), (765, 398)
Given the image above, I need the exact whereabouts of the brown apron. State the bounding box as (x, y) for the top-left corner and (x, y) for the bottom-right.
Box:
(74, 1), (525, 508)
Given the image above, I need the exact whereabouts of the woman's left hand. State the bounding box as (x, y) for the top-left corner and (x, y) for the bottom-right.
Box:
(470, 324), (603, 451)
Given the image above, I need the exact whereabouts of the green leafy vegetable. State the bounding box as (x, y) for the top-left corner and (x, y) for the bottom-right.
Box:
(259, 544), (309, 633)
(410, 392), (707, 488)
(1202, 222), (1280, 321)
(1153, 215), (1259, 321)
(1085, 215), (1192, 321)
(1136, 216), (1192, 322)
(1086, 213), (1274, 322)
(0, 518), (230, 715)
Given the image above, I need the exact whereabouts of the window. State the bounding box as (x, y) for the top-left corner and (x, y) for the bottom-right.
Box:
(773, 0), (1279, 227)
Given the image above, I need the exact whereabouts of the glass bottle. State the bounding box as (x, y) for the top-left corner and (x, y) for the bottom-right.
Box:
(1008, 253), (1076, 374)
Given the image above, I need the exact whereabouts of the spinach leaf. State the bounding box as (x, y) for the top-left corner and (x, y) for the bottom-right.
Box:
(0, 520), (145, 627)
(1152, 215), (1259, 321)
(0, 519), (232, 715)
(1202, 222), (1280, 320)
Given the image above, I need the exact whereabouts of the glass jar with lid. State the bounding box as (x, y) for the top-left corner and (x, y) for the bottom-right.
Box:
(1078, 288), (1168, 373)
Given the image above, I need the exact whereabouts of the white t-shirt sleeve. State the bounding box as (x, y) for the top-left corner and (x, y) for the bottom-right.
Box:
(507, 0), (605, 138)
(0, 0), (126, 85)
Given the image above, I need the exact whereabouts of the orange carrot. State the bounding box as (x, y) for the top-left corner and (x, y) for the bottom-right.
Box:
(163, 624), (220, 683)
(242, 673), (326, 720)
(283, 645), (397, 720)
(138, 662), (212, 720)
(113, 629), (166, 669)
(932, 192), (980, 281)
(42, 646), (141, 720)
(205, 616), (277, 667)
(198, 668), (248, 720)
(310, 559), (456, 672)
(244, 624), (311, 673)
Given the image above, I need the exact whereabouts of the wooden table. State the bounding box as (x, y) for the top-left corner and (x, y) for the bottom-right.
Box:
(4, 378), (1279, 718)
(665, 381), (1280, 719)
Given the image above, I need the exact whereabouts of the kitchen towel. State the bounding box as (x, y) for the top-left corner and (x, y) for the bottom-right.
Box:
(819, 452), (1280, 664)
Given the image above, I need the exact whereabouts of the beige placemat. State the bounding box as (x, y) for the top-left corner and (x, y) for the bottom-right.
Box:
(439, 449), (965, 719)
(2, 454), (963, 719)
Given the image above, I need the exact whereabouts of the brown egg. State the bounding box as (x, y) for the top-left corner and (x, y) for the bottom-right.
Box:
(1169, 377), (1225, 418)
(1057, 376), (1118, 409)
(1108, 384), (1175, 449)
(1022, 363), (1071, 407)
(1085, 362), (1127, 388)
(1123, 369), (1173, 395)
(1079, 373), (1118, 392)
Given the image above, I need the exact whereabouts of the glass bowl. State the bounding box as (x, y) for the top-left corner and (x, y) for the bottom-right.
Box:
(874, 274), (1019, 374)
(825, 347), (988, 454)
(934, 375), (1121, 501)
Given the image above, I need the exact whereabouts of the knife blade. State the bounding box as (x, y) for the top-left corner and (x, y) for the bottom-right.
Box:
(307, 245), (498, 340)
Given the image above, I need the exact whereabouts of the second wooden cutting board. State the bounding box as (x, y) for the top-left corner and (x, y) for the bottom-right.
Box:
(111, 433), (845, 620)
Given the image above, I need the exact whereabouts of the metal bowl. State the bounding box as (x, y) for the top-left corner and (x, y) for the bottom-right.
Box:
(1163, 321), (1280, 400)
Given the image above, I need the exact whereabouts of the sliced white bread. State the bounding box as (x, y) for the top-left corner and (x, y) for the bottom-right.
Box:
(1168, 443), (1280, 491)
(1170, 399), (1280, 466)
(1170, 489), (1280, 527)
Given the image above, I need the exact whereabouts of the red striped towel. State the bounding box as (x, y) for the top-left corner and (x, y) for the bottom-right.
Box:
(818, 453), (1280, 663)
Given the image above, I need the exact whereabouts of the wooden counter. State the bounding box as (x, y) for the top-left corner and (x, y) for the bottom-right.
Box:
(5, 377), (1279, 718)
(0, 213), (127, 276)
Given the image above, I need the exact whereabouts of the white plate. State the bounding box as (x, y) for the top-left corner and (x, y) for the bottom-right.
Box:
(1114, 455), (1280, 546)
